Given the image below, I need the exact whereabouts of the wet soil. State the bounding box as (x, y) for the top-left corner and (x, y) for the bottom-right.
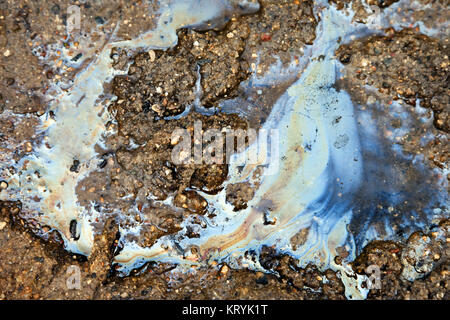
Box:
(0, 0), (448, 300)
(104, 0), (318, 251)
(0, 202), (448, 299)
(337, 29), (449, 132)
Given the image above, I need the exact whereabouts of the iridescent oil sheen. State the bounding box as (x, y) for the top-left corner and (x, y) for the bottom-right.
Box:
(0, 0), (447, 300)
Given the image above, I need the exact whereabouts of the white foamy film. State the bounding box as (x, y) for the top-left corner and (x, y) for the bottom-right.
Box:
(0, 0), (260, 255)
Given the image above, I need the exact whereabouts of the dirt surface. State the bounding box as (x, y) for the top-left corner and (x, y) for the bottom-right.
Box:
(0, 0), (162, 116)
(0, 0), (449, 300)
(101, 0), (318, 255)
(0, 202), (448, 299)
(337, 29), (450, 132)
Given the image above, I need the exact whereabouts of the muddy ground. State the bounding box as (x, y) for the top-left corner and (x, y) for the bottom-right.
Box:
(0, 0), (449, 300)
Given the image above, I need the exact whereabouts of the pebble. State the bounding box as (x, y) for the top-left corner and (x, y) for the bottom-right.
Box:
(0, 181), (7, 191)
(361, 58), (369, 67)
(151, 104), (161, 113)
(0, 221), (6, 230)
(25, 142), (33, 152)
(95, 16), (105, 25)
(148, 50), (156, 62)
(51, 4), (60, 15)
(367, 95), (376, 105)
(171, 134), (180, 145)
(220, 265), (229, 275)
(3, 49), (11, 57)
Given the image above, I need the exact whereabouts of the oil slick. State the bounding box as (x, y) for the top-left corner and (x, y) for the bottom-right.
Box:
(113, 0), (448, 299)
(114, 3), (369, 298)
(0, 0), (447, 300)
(0, 0), (260, 256)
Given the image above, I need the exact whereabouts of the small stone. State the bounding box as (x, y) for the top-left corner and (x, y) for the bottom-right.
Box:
(361, 58), (369, 67)
(51, 4), (60, 15)
(0, 181), (7, 191)
(71, 53), (83, 62)
(25, 142), (32, 152)
(367, 95), (376, 105)
(3, 49), (11, 57)
(171, 134), (180, 146)
(151, 104), (161, 113)
(260, 33), (271, 41)
(220, 265), (229, 275)
(255, 272), (268, 285)
(70, 159), (80, 172)
(148, 50), (156, 62)
(95, 16), (105, 25)
(0, 221), (6, 230)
